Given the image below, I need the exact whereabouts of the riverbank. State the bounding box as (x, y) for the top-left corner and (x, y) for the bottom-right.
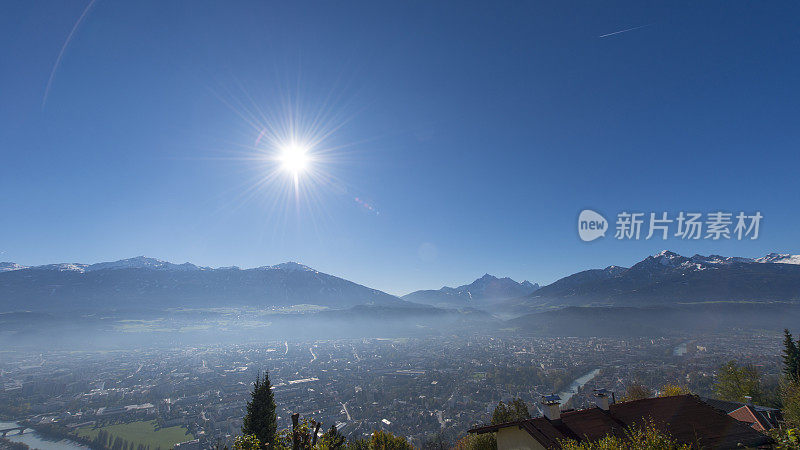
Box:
(558, 368), (601, 406)
(0, 421), (88, 450)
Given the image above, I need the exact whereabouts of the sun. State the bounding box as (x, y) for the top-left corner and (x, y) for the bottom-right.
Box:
(277, 143), (310, 176)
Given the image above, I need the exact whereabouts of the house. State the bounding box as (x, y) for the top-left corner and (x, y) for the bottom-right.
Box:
(700, 397), (782, 432)
(468, 392), (773, 449)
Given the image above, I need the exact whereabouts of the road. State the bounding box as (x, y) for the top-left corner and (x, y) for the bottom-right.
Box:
(340, 402), (352, 421)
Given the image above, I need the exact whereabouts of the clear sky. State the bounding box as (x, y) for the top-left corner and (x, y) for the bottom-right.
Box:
(1, 1), (799, 295)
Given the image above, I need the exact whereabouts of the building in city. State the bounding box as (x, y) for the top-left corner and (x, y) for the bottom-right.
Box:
(468, 393), (772, 449)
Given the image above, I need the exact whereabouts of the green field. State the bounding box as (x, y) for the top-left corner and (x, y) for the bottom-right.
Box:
(75, 420), (193, 449)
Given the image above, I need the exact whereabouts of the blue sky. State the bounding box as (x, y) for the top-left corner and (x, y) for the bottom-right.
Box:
(1, 1), (799, 295)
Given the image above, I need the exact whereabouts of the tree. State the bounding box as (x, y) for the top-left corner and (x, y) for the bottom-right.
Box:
(274, 416), (323, 450)
(559, 419), (691, 450)
(451, 398), (529, 450)
(233, 434), (262, 450)
(344, 439), (370, 450)
(620, 384), (652, 402)
(452, 433), (496, 450)
(320, 425), (346, 449)
(421, 432), (448, 450)
(242, 371), (278, 447)
(367, 430), (414, 450)
(768, 427), (800, 449)
(491, 398), (531, 425)
(784, 329), (800, 383)
(659, 384), (690, 397)
(782, 380), (800, 428)
(714, 360), (762, 403)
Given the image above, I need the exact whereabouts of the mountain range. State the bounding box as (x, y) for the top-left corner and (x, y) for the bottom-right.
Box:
(401, 274), (539, 308)
(0, 257), (405, 312)
(507, 250), (800, 313)
(1, 251), (799, 315)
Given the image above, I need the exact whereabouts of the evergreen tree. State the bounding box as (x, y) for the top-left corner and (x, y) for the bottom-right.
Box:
(783, 329), (800, 383)
(242, 371), (278, 447)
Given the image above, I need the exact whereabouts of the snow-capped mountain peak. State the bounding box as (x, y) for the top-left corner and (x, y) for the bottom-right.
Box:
(756, 253), (800, 265)
(0, 262), (28, 272)
(632, 250), (800, 274)
(644, 250), (686, 268)
(604, 265), (627, 274)
(262, 262), (316, 272)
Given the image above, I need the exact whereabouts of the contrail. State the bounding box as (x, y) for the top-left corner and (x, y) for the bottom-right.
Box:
(42, 0), (98, 109)
(598, 24), (651, 39)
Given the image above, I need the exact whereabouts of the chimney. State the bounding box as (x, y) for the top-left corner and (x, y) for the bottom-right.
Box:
(541, 395), (561, 421)
(594, 388), (611, 411)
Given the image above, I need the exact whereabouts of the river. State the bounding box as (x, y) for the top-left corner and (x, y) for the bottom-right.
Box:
(557, 368), (601, 405)
(0, 421), (87, 450)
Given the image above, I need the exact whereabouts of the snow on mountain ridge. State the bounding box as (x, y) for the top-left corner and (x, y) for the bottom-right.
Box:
(86, 256), (202, 272)
(756, 253), (800, 265)
(0, 258), (323, 273)
(259, 262), (316, 272)
(37, 263), (90, 272)
(0, 262), (28, 272)
(645, 250), (800, 271)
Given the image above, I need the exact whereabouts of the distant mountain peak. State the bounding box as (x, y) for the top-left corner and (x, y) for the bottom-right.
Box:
(0, 262), (28, 272)
(756, 253), (800, 265)
(86, 256), (201, 272)
(652, 250), (683, 265)
(521, 280), (541, 290)
(404, 273), (539, 307)
(38, 263), (89, 272)
(263, 262), (316, 272)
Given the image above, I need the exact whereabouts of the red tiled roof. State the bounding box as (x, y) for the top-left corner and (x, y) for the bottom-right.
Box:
(468, 395), (772, 449)
(729, 405), (769, 431)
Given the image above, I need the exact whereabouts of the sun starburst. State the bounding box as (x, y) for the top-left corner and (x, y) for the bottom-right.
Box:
(210, 80), (368, 234)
